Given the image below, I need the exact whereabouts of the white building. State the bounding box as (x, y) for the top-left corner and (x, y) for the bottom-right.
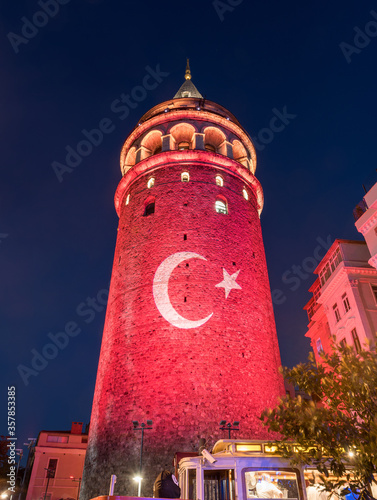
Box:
(26, 422), (87, 500)
(304, 239), (377, 362)
(355, 182), (377, 269)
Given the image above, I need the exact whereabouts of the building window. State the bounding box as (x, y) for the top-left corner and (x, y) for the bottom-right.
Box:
(351, 328), (362, 353)
(182, 91), (190, 98)
(47, 435), (68, 443)
(46, 459), (58, 478)
(147, 178), (155, 189)
(316, 338), (323, 355)
(178, 141), (190, 151)
(307, 300), (317, 321)
(242, 188), (249, 200)
(371, 284), (377, 303)
(340, 338), (347, 348)
(319, 247), (342, 286)
(342, 292), (351, 313)
(333, 303), (341, 323)
(215, 175), (223, 187)
(125, 194), (130, 205)
(181, 172), (190, 182)
(215, 199), (228, 215)
(205, 144), (216, 152)
(351, 328), (361, 353)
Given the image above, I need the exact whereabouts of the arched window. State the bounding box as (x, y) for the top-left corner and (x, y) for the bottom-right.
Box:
(178, 141), (190, 151)
(181, 172), (190, 182)
(140, 130), (163, 159)
(215, 196), (228, 215)
(125, 194), (130, 205)
(242, 188), (249, 200)
(203, 127), (226, 155)
(143, 196), (155, 216)
(170, 123), (195, 150)
(147, 178), (155, 189)
(215, 175), (224, 187)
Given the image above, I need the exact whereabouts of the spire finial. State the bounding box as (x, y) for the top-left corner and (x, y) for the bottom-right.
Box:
(185, 58), (191, 80)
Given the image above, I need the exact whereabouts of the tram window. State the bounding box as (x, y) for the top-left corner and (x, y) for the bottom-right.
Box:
(244, 469), (300, 500)
(188, 469), (197, 500)
(204, 469), (235, 500)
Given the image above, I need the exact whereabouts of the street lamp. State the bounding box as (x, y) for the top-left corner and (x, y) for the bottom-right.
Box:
(19, 438), (36, 500)
(70, 476), (82, 500)
(43, 468), (55, 500)
(219, 420), (240, 439)
(132, 420), (153, 497)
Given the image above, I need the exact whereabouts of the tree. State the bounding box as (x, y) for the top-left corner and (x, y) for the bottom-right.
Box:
(260, 343), (377, 500)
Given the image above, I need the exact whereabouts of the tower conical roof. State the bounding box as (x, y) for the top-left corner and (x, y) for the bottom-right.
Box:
(173, 59), (203, 99)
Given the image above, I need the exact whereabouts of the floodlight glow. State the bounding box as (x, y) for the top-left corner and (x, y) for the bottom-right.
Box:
(133, 476), (143, 482)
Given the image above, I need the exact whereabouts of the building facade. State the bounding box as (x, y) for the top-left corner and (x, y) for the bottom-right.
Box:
(81, 65), (284, 499)
(304, 239), (377, 362)
(354, 182), (377, 269)
(26, 422), (87, 500)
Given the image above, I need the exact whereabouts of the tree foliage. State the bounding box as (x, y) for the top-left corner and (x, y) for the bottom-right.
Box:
(260, 343), (377, 499)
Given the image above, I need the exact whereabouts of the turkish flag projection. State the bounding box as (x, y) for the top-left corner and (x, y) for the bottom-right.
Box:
(81, 103), (284, 500)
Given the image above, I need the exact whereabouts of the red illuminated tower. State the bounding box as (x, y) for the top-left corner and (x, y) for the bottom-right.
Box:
(81, 63), (284, 499)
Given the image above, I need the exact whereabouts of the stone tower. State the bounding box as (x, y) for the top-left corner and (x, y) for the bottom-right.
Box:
(81, 63), (284, 499)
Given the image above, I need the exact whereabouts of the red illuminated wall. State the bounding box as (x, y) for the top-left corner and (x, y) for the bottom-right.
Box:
(81, 98), (284, 499)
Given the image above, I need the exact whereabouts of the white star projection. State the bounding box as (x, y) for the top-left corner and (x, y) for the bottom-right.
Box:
(215, 269), (242, 298)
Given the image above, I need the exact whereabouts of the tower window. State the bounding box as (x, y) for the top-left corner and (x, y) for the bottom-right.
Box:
(144, 202), (155, 216)
(125, 194), (130, 205)
(147, 178), (155, 189)
(143, 196), (155, 217)
(181, 172), (190, 182)
(242, 188), (249, 200)
(178, 142), (190, 151)
(205, 144), (216, 152)
(215, 176), (224, 187)
(182, 91), (190, 97)
(215, 197), (228, 215)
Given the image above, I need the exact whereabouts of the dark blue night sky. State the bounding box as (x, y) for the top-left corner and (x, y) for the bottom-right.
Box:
(2, 0), (377, 453)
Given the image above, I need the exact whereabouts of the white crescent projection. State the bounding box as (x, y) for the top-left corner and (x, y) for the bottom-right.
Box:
(153, 252), (213, 329)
